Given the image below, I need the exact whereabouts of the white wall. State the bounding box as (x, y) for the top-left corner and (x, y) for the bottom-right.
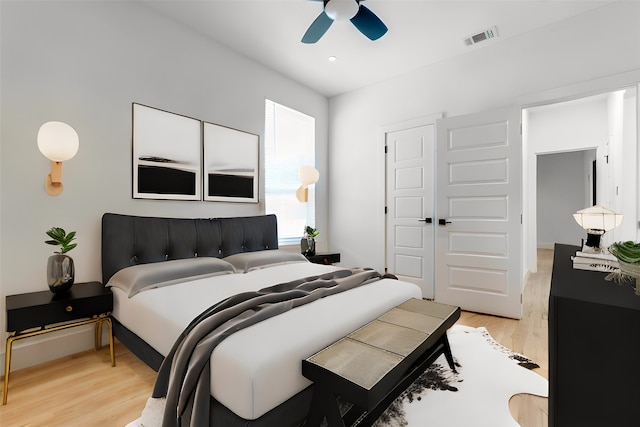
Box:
(0, 1), (328, 369)
(620, 89), (638, 242)
(526, 95), (608, 252)
(526, 88), (637, 269)
(537, 151), (592, 248)
(328, 2), (640, 273)
(627, 88), (640, 242)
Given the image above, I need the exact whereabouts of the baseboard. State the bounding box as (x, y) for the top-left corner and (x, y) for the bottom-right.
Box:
(537, 242), (555, 250)
(0, 323), (111, 375)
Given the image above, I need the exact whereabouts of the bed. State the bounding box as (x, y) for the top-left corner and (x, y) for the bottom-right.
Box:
(102, 213), (422, 426)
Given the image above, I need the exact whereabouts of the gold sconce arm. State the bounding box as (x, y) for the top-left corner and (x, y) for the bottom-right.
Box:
(45, 161), (64, 196)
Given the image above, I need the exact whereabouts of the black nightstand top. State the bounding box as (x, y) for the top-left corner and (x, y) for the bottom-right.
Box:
(306, 252), (341, 265)
(6, 282), (112, 333)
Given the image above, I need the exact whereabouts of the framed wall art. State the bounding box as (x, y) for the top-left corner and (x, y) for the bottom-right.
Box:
(203, 122), (259, 203)
(132, 103), (202, 200)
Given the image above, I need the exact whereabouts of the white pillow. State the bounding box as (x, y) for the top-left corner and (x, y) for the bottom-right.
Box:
(106, 257), (236, 297)
(223, 250), (308, 273)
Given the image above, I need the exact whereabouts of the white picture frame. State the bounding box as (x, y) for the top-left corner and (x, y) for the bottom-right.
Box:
(132, 103), (202, 200)
(203, 122), (259, 203)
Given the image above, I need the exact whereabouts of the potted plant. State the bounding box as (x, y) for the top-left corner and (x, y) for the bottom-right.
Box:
(301, 226), (319, 256)
(608, 241), (640, 295)
(44, 227), (77, 294)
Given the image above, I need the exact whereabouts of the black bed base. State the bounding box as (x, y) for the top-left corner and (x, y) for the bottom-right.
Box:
(112, 317), (164, 371)
(104, 213), (312, 426)
(114, 314), (453, 427)
(112, 317), (312, 426)
(207, 387), (313, 427)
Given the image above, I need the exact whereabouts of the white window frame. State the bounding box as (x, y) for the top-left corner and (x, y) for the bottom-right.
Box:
(264, 100), (316, 246)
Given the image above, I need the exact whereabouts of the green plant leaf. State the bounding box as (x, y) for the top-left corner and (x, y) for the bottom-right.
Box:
(305, 226), (319, 237)
(45, 227), (77, 253)
(609, 241), (640, 264)
(60, 243), (77, 254)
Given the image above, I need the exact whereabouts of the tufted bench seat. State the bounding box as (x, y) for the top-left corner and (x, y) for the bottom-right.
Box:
(302, 298), (460, 427)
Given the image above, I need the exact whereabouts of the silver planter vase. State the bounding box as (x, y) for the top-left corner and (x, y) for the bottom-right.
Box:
(47, 254), (75, 294)
(301, 237), (316, 256)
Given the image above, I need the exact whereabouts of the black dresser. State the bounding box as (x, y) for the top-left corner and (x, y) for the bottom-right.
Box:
(549, 244), (640, 427)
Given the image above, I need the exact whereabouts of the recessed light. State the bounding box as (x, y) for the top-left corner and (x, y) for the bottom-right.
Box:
(328, 56), (337, 62)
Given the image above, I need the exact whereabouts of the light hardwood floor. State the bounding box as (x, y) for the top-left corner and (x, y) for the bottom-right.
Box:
(0, 249), (552, 427)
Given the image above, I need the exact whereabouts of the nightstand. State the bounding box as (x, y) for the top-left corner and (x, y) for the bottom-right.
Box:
(3, 281), (115, 404)
(306, 252), (341, 265)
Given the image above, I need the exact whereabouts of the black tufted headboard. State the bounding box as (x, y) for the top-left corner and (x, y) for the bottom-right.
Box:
(101, 213), (279, 285)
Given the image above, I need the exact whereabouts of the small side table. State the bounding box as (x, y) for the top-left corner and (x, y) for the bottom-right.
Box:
(3, 281), (115, 405)
(306, 252), (341, 265)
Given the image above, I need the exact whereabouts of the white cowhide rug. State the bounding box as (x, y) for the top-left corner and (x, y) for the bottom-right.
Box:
(373, 325), (548, 427)
(127, 325), (548, 427)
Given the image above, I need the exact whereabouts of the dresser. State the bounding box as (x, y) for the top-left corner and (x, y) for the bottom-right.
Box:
(549, 244), (640, 426)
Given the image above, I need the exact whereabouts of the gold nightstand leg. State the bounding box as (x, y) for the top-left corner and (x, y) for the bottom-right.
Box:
(93, 317), (115, 367)
(3, 334), (16, 405)
(102, 317), (116, 367)
(2, 316), (116, 404)
(95, 321), (102, 351)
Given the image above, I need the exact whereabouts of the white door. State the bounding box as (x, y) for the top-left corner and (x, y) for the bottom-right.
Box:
(435, 108), (522, 319)
(385, 124), (435, 299)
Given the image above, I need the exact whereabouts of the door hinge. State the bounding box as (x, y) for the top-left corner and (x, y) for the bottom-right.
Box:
(385, 206), (388, 214)
(384, 145), (388, 154)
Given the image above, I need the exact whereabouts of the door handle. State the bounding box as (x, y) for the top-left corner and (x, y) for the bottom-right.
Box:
(418, 218), (433, 223)
(438, 219), (452, 225)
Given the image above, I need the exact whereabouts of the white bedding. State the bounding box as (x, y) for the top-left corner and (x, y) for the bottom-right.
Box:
(112, 262), (422, 420)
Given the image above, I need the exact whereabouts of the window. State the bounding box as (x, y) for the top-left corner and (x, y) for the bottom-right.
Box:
(264, 100), (316, 245)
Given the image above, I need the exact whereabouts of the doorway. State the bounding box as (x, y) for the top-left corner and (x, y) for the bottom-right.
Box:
(525, 87), (638, 270)
(384, 115), (439, 300)
(537, 150), (596, 249)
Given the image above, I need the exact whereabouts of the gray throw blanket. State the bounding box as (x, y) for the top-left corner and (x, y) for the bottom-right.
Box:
(152, 268), (386, 427)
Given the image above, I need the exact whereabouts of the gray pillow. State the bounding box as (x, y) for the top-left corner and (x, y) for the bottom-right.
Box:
(106, 257), (236, 297)
(223, 250), (309, 273)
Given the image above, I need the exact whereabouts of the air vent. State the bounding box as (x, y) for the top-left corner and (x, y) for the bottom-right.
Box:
(463, 26), (498, 46)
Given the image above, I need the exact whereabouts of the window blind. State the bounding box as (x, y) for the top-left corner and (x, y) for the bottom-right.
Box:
(264, 100), (316, 245)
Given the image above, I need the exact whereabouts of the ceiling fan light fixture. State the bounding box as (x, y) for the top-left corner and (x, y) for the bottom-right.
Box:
(324, 0), (359, 21)
(301, 0), (386, 44)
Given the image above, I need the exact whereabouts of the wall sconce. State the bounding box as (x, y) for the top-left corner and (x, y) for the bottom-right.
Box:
(573, 205), (623, 251)
(296, 166), (319, 202)
(37, 121), (79, 196)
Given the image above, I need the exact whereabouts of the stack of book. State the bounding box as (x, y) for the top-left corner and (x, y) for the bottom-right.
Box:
(572, 247), (619, 272)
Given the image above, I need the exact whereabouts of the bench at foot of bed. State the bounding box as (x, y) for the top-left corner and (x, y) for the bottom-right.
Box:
(302, 298), (461, 427)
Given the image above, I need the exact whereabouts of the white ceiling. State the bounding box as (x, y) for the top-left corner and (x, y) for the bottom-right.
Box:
(143, 0), (610, 98)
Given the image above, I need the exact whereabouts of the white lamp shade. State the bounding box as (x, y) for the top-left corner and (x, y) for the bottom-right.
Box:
(37, 121), (79, 162)
(299, 166), (320, 186)
(573, 205), (623, 232)
(324, 0), (359, 21)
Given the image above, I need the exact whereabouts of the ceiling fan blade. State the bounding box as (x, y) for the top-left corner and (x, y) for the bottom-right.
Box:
(350, 5), (387, 41)
(302, 11), (334, 44)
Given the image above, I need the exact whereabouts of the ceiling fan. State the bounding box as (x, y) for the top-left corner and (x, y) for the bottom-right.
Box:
(302, 0), (388, 44)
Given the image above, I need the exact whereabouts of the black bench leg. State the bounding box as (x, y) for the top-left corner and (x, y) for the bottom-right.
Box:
(442, 334), (457, 373)
(305, 384), (345, 427)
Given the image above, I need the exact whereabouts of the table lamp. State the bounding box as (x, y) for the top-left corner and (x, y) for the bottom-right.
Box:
(573, 205), (623, 251)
